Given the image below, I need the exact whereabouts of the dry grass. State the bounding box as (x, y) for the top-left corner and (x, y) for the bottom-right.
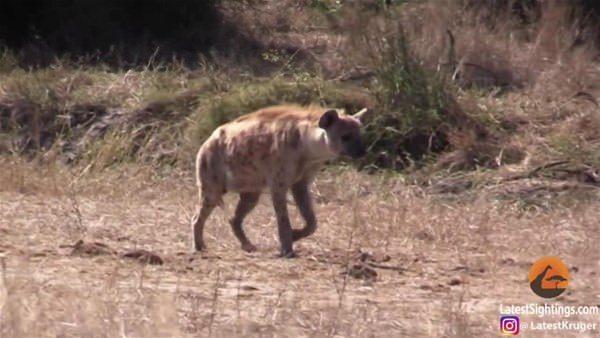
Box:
(0, 157), (598, 337)
(1, 2), (599, 336)
(0, 62), (201, 165)
(3, 1), (598, 175)
(211, 0), (600, 175)
(395, 0), (600, 175)
(0, 60), (374, 170)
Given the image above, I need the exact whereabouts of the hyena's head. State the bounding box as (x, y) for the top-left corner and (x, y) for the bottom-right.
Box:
(318, 108), (369, 159)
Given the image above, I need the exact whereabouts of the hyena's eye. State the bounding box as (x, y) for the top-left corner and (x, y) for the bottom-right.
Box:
(341, 134), (351, 142)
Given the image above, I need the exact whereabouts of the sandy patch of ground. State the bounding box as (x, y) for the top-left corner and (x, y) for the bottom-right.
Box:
(0, 162), (598, 337)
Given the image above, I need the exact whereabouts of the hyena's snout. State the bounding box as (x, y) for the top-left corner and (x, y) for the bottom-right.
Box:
(349, 139), (367, 159)
(341, 135), (367, 159)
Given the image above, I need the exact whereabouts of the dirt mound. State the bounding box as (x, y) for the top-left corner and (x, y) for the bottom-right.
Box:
(122, 249), (164, 265)
(69, 240), (116, 257)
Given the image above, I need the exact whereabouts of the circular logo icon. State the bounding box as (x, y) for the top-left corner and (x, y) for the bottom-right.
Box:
(528, 256), (569, 298)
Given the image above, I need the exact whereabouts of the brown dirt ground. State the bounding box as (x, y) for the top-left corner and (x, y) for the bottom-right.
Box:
(0, 159), (598, 337)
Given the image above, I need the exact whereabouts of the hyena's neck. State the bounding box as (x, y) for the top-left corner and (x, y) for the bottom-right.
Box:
(305, 128), (337, 162)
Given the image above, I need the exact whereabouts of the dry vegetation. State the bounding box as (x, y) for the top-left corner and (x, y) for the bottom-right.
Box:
(1, 0), (600, 337)
(1, 159), (598, 337)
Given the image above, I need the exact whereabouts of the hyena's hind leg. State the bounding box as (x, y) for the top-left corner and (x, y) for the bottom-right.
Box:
(230, 192), (261, 252)
(191, 192), (221, 251)
(291, 180), (317, 242)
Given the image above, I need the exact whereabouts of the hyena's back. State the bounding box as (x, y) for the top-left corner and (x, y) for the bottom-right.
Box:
(196, 105), (324, 195)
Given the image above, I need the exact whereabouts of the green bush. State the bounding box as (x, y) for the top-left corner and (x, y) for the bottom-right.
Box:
(362, 21), (456, 169)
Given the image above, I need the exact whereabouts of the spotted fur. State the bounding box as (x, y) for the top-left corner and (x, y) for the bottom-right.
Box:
(191, 104), (368, 257)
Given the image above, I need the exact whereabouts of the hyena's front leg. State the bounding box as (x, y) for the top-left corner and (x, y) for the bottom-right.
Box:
(270, 186), (295, 258)
(291, 181), (317, 242)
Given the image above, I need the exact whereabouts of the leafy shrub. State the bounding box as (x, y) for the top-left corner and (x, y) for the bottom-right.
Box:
(341, 9), (461, 170)
(368, 27), (453, 167)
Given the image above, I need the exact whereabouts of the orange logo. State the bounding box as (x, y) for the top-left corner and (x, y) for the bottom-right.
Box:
(528, 256), (569, 298)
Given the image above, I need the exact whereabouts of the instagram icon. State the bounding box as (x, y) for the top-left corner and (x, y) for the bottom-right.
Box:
(500, 315), (520, 335)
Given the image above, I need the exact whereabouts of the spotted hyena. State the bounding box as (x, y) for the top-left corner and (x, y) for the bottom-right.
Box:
(191, 104), (368, 257)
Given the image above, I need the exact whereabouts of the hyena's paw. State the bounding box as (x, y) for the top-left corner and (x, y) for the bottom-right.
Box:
(194, 241), (206, 252)
(277, 250), (297, 259)
(292, 229), (309, 242)
(241, 242), (257, 253)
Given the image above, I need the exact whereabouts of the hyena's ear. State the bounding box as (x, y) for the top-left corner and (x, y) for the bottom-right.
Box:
(319, 109), (339, 129)
(353, 108), (371, 123)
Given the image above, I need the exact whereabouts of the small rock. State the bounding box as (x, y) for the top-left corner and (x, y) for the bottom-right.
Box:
(448, 276), (462, 286)
(354, 250), (391, 263)
(419, 284), (433, 290)
(122, 249), (164, 265)
(345, 263), (377, 281)
(30, 251), (47, 257)
(356, 251), (372, 262)
(379, 254), (392, 262)
(70, 240), (116, 256)
(500, 258), (516, 265)
(414, 230), (435, 241)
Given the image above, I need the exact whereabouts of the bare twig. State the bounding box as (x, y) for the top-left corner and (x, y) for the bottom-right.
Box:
(502, 160), (570, 182)
(207, 269), (221, 337)
(0, 254), (7, 316)
(329, 183), (359, 337)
